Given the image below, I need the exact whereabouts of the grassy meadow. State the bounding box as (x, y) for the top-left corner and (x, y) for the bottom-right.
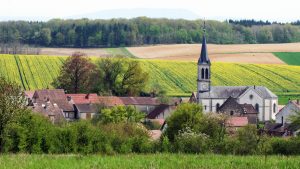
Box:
(0, 154), (299, 169)
(274, 52), (300, 66)
(0, 54), (300, 104)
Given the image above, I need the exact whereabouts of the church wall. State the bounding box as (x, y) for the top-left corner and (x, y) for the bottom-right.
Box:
(271, 99), (278, 120)
(201, 99), (211, 113)
(238, 89), (264, 121)
(264, 99), (271, 121)
(211, 99), (226, 112)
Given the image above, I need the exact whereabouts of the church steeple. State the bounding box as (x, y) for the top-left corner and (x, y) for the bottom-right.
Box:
(198, 22), (210, 65)
(197, 21), (211, 103)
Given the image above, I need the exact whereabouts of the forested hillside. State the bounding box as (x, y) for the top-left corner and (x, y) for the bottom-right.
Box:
(1, 18), (300, 48)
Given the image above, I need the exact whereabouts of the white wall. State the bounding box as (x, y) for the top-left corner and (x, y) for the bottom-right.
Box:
(276, 102), (300, 124)
(238, 89), (264, 121)
(79, 112), (96, 120)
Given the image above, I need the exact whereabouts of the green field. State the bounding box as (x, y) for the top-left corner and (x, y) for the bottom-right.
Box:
(0, 54), (300, 104)
(274, 52), (300, 65)
(106, 47), (136, 58)
(0, 154), (299, 169)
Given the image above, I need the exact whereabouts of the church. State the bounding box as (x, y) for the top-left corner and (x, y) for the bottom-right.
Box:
(191, 27), (278, 122)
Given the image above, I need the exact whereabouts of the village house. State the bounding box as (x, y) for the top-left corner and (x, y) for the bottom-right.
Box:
(66, 93), (100, 120)
(225, 116), (249, 134)
(28, 89), (75, 123)
(191, 27), (278, 122)
(218, 97), (258, 125)
(276, 100), (300, 124)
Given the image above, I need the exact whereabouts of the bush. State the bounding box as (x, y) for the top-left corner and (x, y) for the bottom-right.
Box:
(235, 125), (259, 155)
(174, 127), (210, 153)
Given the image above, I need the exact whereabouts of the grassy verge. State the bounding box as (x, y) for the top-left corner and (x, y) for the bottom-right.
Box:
(0, 154), (299, 169)
(274, 52), (300, 65)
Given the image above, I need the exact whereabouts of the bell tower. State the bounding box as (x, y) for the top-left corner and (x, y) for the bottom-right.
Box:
(197, 22), (211, 103)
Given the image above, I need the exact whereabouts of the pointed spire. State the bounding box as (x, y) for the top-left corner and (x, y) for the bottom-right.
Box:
(198, 20), (210, 65)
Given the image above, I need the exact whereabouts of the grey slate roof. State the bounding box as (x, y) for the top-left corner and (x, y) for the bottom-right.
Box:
(75, 104), (98, 113)
(198, 35), (211, 65)
(198, 86), (277, 99)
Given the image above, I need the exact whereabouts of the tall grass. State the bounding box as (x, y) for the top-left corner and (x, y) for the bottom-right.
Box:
(0, 154), (299, 169)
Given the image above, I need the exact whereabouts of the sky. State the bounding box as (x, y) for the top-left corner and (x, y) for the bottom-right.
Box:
(0, 0), (299, 22)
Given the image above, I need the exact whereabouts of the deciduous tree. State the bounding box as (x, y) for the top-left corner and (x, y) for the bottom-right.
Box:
(52, 52), (97, 93)
(0, 77), (28, 152)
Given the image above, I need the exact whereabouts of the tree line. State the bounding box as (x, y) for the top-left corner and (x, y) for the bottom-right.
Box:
(0, 18), (300, 48)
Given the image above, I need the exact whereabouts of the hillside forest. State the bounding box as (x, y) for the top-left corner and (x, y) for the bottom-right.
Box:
(1, 18), (300, 48)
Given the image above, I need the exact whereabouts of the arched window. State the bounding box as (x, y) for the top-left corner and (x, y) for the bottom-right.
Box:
(205, 68), (209, 79)
(255, 104), (259, 113)
(216, 103), (220, 112)
(273, 103), (276, 113)
(201, 68), (205, 79)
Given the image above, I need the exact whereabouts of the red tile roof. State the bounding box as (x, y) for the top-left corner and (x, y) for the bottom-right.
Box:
(226, 117), (248, 127)
(66, 94), (99, 104)
(98, 96), (161, 107)
(25, 91), (35, 99)
(33, 89), (74, 112)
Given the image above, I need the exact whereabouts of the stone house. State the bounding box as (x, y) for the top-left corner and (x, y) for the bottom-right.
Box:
(275, 100), (300, 124)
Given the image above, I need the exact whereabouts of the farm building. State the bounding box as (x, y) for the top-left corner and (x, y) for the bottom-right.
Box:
(192, 28), (278, 122)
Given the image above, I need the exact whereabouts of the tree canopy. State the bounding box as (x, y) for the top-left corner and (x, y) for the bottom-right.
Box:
(0, 18), (300, 48)
(52, 52), (97, 93)
(0, 77), (29, 152)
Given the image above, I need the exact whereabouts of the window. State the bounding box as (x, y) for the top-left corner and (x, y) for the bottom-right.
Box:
(255, 104), (259, 112)
(216, 103), (220, 112)
(205, 68), (209, 79)
(204, 105), (207, 110)
(230, 111), (234, 116)
(201, 68), (205, 79)
(249, 94), (254, 100)
(273, 103), (276, 113)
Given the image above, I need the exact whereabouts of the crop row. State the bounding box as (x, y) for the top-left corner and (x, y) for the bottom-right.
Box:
(0, 55), (300, 96)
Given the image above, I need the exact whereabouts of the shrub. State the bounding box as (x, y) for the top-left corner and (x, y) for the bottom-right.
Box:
(174, 127), (210, 153)
(235, 125), (259, 155)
